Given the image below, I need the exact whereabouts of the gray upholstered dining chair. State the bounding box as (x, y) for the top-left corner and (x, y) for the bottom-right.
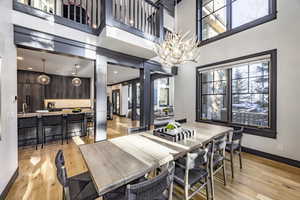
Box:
(55, 150), (99, 200)
(226, 127), (244, 179)
(209, 133), (228, 200)
(103, 161), (175, 200)
(173, 142), (213, 200)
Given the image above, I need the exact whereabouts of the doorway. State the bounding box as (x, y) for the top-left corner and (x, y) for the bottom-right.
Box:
(112, 89), (120, 115)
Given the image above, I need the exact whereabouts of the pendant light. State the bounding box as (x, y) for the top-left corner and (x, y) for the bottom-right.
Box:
(154, 0), (200, 67)
(37, 59), (50, 85)
(72, 64), (82, 87)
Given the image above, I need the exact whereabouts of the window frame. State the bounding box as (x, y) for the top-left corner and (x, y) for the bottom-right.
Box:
(196, 49), (277, 138)
(197, 0), (277, 46)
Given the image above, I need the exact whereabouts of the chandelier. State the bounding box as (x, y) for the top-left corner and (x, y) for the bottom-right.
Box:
(37, 59), (50, 85)
(72, 64), (82, 87)
(154, 1), (200, 67)
(155, 32), (200, 67)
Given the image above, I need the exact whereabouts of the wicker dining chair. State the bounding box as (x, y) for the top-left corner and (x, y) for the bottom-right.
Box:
(103, 162), (175, 200)
(174, 142), (213, 200)
(209, 133), (228, 200)
(55, 150), (99, 200)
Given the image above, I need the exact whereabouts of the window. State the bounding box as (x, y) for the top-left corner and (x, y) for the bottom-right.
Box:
(197, 0), (276, 43)
(196, 50), (277, 138)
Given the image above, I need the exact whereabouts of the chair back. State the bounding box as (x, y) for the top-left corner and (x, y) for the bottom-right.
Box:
(213, 133), (227, 157)
(126, 162), (175, 200)
(55, 150), (71, 200)
(186, 143), (211, 169)
(175, 118), (187, 124)
(42, 115), (63, 126)
(67, 113), (85, 123)
(18, 116), (39, 129)
(232, 127), (244, 145)
(127, 126), (148, 134)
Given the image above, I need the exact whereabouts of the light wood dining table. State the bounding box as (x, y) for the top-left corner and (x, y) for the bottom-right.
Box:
(79, 122), (233, 196)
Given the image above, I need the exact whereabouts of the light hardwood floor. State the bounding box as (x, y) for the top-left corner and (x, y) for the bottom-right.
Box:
(6, 116), (300, 200)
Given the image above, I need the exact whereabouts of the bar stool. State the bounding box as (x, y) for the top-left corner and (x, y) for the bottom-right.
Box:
(41, 115), (64, 148)
(65, 113), (85, 144)
(86, 112), (94, 136)
(18, 116), (39, 150)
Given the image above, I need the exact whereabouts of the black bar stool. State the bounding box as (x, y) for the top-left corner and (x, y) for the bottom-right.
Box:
(65, 113), (85, 144)
(18, 116), (39, 150)
(41, 115), (64, 148)
(86, 112), (94, 136)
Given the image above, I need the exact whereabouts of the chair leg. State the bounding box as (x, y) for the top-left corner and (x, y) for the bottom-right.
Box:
(230, 151), (234, 179)
(66, 125), (69, 144)
(168, 181), (173, 200)
(210, 169), (214, 200)
(184, 184), (189, 200)
(205, 177), (209, 200)
(239, 148), (243, 170)
(222, 160), (227, 186)
(61, 125), (64, 145)
(36, 127), (39, 150)
(42, 128), (45, 149)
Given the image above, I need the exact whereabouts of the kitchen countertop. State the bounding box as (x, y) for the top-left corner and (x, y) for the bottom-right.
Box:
(18, 109), (94, 118)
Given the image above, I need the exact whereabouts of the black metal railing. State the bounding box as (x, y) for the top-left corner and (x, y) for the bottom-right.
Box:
(16, 0), (163, 40)
(111, 0), (161, 37)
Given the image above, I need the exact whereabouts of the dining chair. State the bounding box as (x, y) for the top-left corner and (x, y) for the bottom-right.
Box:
(173, 142), (212, 200)
(209, 133), (228, 200)
(226, 127), (244, 179)
(55, 150), (99, 200)
(103, 161), (175, 200)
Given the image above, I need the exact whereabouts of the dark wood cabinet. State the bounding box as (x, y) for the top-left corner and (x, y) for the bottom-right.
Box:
(45, 74), (90, 99)
(17, 70), (91, 112)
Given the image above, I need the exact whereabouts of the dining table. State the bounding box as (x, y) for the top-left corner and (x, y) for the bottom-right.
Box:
(79, 122), (233, 196)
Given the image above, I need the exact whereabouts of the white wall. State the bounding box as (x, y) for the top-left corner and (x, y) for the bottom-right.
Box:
(175, 0), (300, 161)
(0, 0), (18, 194)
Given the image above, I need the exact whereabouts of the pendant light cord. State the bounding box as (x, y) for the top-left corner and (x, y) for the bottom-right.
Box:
(42, 59), (46, 73)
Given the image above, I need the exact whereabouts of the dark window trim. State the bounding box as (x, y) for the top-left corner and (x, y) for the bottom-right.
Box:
(197, 0), (277, 46)
(196, 49), (277, 139)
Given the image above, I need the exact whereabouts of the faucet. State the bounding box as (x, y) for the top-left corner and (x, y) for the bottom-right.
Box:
(22, 102), (28, 114)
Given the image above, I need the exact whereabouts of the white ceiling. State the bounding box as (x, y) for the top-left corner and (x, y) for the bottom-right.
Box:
(17, 48), (140, 84)
(107, 65), (139, 85)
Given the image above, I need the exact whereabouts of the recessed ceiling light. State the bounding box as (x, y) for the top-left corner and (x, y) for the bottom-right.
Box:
(114, 71), (118, 74)
(28, 67), (33, 70)
(17, 56), (23, 60)
(75, 64), (80, 69)
(72, 72), (76, 75)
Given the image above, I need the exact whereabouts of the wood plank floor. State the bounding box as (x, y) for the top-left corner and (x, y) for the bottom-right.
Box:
(6, 116), (300, 200)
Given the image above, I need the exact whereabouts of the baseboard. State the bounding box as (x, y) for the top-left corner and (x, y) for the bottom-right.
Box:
(0, 167), (19, 200)
(242, 147), (300, 168)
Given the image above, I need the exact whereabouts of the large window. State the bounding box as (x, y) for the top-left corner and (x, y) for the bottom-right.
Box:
(196, 50), (277, 138)
(197, 0), (277, 43)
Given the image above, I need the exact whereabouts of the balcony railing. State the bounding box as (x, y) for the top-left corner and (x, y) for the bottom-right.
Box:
(111, 0), (161, 38)
(14, 0), (163, 41)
